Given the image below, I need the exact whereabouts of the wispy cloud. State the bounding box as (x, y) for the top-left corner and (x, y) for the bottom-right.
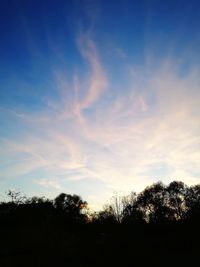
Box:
(76, 33), (107, 110)
(1, 35), (200, 209)
(35, 178), (62, 190)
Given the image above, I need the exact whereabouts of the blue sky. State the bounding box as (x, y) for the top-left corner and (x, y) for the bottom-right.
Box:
(0, 0), (200, 209)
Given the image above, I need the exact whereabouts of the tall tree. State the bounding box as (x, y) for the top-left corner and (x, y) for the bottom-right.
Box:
(54, 193), (87, 222)
(166, 181), (188, 220)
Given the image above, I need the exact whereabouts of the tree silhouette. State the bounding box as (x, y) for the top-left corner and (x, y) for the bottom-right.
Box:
(185, 184), (200, 221)
(7, 190), (26, 204)
(95, 205), (118, 224)
(166, 181), (188, 220)
(135, 182), (171, 222)
(54, 193), (88, 223)
(122, 191), (145, 224)
(0, 181), (200, 267)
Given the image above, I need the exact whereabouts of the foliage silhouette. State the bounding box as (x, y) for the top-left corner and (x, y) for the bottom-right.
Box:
(0, 181), (200, 266)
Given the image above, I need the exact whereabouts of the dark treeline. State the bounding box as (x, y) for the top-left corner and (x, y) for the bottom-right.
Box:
(1, 180), (200, 266)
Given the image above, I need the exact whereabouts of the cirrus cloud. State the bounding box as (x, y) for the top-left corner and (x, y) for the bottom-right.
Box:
(0, 35), (200, 209)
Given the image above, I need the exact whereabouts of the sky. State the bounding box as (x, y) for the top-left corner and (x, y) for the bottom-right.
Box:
(0, 0), (200, 210)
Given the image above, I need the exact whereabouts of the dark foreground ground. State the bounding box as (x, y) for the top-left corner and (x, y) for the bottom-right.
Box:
(0, 221), (199, 267)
